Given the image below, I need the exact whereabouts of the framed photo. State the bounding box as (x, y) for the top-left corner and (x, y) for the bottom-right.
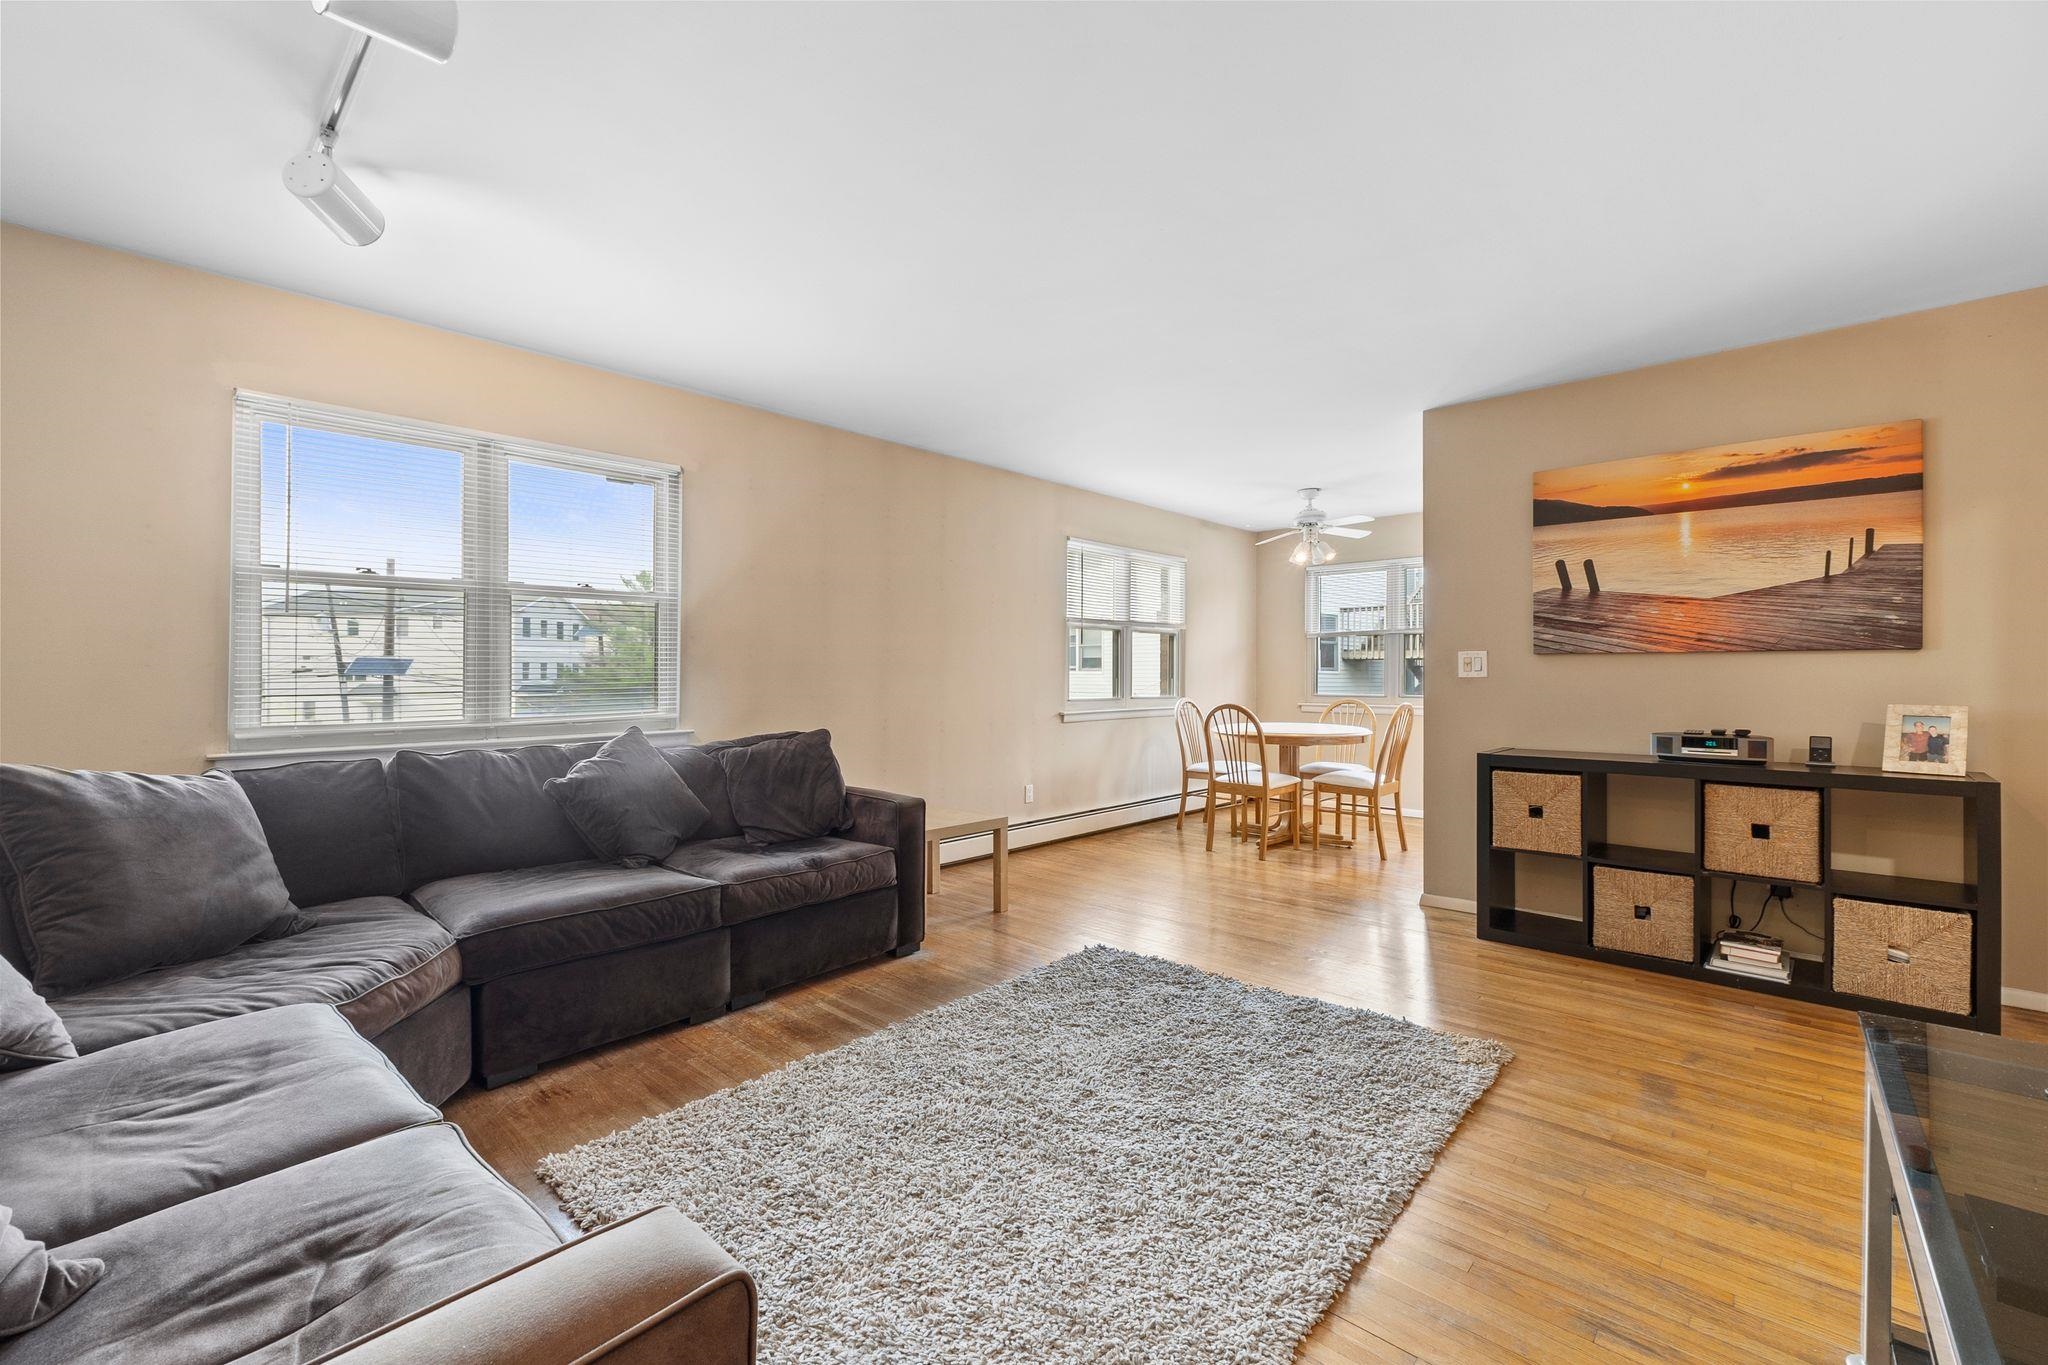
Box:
(1882, 704), (1969, 776)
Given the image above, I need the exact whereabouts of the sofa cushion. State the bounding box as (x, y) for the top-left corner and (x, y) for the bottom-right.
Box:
(0, 765), (309, 996)
(657, 743), (743, 841)
(230, 757), (405, 907)
(655, 732), (800, 842)
(1, 1206), (101, 1341)
(50, 897), (458, 1053)
(408, 862), (721, 984)
(0, 1003), (438, 1246)
(16, 1126), (559, 1365)
(1, 956), (75, 1071)
(391, 744), (597, 885)
(718, 728), (851, 845)
(543, 727), (711, 867)
(661, 835), (896, 927)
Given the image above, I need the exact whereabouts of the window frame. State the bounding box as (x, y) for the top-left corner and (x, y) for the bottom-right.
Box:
(1304, 556), (1425, 704)
(1062, 538), (1186, 713)
(228, 391), (682, 752)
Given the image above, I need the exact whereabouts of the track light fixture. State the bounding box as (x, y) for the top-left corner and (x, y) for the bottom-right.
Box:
(312, 0), (457, 65)
(283, 1), (457, 246)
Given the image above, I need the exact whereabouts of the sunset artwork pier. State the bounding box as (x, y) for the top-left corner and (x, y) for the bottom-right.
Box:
(1535, 541), (1922, 653)
(1529, 420), (1925, 655)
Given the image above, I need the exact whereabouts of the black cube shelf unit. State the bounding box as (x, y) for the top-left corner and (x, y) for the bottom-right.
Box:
(1476, 748), (2003, 1033)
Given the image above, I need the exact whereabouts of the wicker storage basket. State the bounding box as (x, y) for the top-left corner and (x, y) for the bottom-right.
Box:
(1832, 897), (1973, 1015)
(1702, 784), (1821, 883)
(1491, 771), (1582, 855)
(1591, 866), (1697, 962)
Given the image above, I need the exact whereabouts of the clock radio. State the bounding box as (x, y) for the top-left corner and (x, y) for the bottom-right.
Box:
(1651, 730), (1773, 764)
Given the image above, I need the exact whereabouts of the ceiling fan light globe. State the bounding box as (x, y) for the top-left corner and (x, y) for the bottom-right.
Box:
(1288, 539), (1312, 567)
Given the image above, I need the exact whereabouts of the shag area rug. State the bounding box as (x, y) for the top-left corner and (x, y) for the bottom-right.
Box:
(538, 945), (1509, 1363)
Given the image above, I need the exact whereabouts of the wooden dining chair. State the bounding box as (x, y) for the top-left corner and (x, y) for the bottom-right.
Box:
(1203, 703), (1301, 859)
(1173, 698), (1210, 830)
(1307, 702), (1414, 858)
(1299, 699), (1374, 839)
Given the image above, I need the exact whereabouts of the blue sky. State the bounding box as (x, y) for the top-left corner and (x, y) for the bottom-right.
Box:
(260, 422), (656, 588)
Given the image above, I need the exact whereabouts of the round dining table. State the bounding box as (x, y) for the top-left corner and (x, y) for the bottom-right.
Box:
(1255, 718), (1373, 844)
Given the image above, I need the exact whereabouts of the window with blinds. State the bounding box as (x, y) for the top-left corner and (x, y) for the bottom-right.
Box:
(1305, 559), (1424, 700)
(230, 392), (680, 748)
(1065, 539), (1186, 704)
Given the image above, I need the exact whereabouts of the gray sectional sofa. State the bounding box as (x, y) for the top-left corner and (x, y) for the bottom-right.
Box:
(4, 729), (925, 1097)
(0, 728), (926, 1360)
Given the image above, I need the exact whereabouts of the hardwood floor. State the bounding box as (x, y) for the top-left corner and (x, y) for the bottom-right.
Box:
(449, 817), (2045, 1363)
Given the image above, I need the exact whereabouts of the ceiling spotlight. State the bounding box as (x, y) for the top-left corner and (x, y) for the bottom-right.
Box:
(284, 1), (457, 245)
(283, 144), (384, 246)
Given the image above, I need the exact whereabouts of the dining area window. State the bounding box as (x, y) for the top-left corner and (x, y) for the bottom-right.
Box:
(1306, 559), (1423, 701)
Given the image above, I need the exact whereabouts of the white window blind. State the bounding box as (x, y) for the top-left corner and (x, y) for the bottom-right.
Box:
(1305, 559), (1424, 700)
(1065, 539), (1185, 703)
(229, 392), (681, 748)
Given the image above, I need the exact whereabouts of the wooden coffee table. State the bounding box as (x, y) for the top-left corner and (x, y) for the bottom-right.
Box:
(923, 808), (1008, 913)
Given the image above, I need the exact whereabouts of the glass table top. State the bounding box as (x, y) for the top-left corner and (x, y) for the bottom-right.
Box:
(1861, 1014), (2048, 1364)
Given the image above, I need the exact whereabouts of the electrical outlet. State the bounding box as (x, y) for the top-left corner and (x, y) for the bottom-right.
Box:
(1457, 650), (1488, 678)
(1024, 783), (1035, 804)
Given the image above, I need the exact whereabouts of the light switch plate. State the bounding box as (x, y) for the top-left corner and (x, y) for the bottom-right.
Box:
(1458, 650), (1489, 678)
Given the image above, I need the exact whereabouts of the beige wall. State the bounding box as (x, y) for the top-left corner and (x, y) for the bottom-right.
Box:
(0, 226), (1257, 825)
(1422, 286), (2048, 997)
(1253, 512), (1425, 813)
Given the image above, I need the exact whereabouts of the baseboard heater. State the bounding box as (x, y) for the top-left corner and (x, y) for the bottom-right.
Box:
(936, 793), (1421, 865)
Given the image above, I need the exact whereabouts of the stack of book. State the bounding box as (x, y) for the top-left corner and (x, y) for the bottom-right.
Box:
(1706, 930), (1792, 983)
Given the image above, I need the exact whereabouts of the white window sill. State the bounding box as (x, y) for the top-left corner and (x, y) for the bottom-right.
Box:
(1297, 700), (1424, 715)
(209, 726), (697, 770)
(1059, 704), (1178, 723)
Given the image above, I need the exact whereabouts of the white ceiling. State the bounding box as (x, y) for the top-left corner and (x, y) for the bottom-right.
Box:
(4, 3), (2046, 529)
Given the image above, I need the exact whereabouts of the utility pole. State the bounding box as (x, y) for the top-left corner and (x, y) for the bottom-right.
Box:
(323, 585), (351, 722)
(383, 557), (397, 723)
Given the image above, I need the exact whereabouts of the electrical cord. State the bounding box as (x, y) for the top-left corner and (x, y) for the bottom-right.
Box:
(1744, 884), (1824, 940)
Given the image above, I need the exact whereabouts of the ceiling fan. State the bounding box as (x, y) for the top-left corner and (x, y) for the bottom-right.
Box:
(1256, 488), (1375, 565)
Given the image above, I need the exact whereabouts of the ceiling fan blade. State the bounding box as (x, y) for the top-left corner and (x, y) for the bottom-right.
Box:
(1255, 531), (1297, 546)
(1322, 526), (1373, 539)
(1325, 515), (1377, 526)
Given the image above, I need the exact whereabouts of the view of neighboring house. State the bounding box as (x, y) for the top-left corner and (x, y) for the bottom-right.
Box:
(1312, 562), (1425, 698)
(513, 598), (602, 699)
(261, 588), (618, 728)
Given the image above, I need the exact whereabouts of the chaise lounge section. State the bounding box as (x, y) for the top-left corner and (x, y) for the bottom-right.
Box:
(0, 1001), (754, 1363)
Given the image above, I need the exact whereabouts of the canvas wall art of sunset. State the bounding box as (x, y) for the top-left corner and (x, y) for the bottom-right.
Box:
(1530, 421), (1924, 653)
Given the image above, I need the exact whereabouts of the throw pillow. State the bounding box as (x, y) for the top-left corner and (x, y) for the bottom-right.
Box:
(0, 1205), (102, 1338)
(719, 729), (850, 845)
(0, 957), (76, 1072)
(0, 765), (309, 996)
(543, 728), (712, 867)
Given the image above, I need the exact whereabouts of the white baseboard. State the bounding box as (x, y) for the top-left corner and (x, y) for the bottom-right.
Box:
(2003, 987), (2048, 1015)
(936, 793), (1185, 865)
(1419, 894), (1476, 914)
(938, 795), (1420, 865)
